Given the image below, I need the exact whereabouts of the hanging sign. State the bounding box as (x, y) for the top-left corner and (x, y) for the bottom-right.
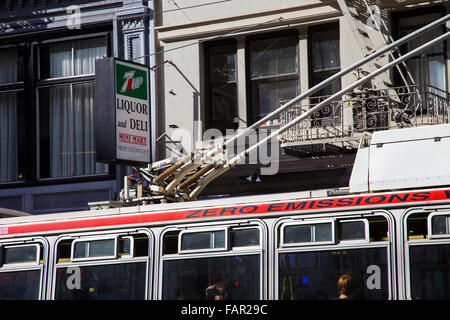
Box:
(94, 57), (151, 165)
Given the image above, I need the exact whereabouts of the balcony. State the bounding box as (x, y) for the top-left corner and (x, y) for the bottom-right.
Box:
(279, 85), (449, 154)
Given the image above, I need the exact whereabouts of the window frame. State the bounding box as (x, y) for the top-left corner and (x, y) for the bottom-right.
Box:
(246, 31), (300, 126)
(402, 207), (450, 299)
(158, 220), (267, 299)
(280, 219), (336, 247)
(179, 227), (229, 254)
(275, 211), (394, 300)
(0, 44), (26, 185)
(52, 228), (153, 300)
(0, 237), (49, 300)
(71, 236), (118, 262)
(204, 40), (238, 133)
(427, 212), (450, 239)
(34, 33), (110, 181)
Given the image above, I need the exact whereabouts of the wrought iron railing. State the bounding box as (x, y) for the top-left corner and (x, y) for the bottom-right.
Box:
(279, 84), (449, 147)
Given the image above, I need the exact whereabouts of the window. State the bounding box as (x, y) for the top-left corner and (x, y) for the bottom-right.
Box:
(249, 33), (299, 125)
(406, 211), (450, 299)
(309, 24), (341, 127)
(277, 215), (391, 300)
(0, 240), (46, 300)
(397, 11), (446, 94)
(180, 229), (227, 252)
(72, 237), (117, 261)
(282, 221), (334, 246)
(38, 37), (108, 179)
(205, 42), (237, 133)
(0, 47), (24, 183)
(54, 231), (150, 300)
(161, 224), (263, 300)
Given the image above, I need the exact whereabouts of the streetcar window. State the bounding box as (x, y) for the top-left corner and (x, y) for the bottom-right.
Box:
(409, 244), (450, 299)
(2, 244), (39, 265)
(278, 248), (389, 300)
(132, 234), (149, 257)
(407, 212), (428, 240)
(231, 228), (260, 247)
(282, 221), (334, 246)
(162, 254), (261, 300)
(55, 262), (147, 300)
(72, 237), (117, 260)
(338, 220), (367, 241)
(163, 231), (180, 255)
(54, 231), (151, 300)
(180, 230), (226, 252)
(429, 213), (450, 238)
(119, 237), (132, 257)
(0, 270), (41, 300)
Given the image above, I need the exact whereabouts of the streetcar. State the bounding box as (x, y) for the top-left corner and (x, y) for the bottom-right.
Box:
(0, 123), (449, 300)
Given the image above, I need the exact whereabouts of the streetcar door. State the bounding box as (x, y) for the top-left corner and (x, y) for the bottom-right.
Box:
(0, 237), (49, 299)
(159, 220), (266, 300)
(276, 211), (394, 300)
(52, 229), (152, 300)
(404, 208), (450, 300)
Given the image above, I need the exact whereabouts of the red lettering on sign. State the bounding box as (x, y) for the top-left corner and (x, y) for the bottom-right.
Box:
(119, 133), (147, 146)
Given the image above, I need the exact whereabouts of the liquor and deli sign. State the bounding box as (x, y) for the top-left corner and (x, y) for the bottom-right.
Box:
(95, 58), (151, 165)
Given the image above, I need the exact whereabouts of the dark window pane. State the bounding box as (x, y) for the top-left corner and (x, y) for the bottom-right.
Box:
(250, 36), (298, 78)
(231, 228), (259, 247)
(311, 28), (340, 71)
(431, 216), (448, 235)
(315, 223), (332, 242)
(162, 255), (260, 300)
(181, 231), (225, 251)
(340, 221), (366, 240)
(279, 248), (389, 300)
(55, 263), (146, 300)
(73, 239), (115, 259)
(4, 246), (37, 264)
(409, 244), (450, 300)
(252, 78), (298, 122)
(0, 92), (19, 182)
(211, 83), (237, 121)
(284, 225), (312, 243)
(210, 46), (236, 83)
(0, 270), (41, 299)
(206, 44), (237, 132)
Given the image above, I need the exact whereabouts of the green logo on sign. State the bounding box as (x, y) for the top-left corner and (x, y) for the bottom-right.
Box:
(116, 62), (148, 100)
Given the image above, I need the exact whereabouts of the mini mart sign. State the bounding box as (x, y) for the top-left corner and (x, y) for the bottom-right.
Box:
(95, 58), (151, 165)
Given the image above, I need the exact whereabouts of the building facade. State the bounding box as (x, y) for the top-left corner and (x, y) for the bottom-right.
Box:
(153, 0), (450, 198)
(0, 0), (155, 214)
(0, 0), (449, 213)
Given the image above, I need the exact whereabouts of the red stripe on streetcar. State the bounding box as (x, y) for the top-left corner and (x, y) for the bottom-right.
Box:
(3, 189), (450, 235)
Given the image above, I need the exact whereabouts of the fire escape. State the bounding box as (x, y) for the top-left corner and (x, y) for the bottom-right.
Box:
(115, 4), (450, 206)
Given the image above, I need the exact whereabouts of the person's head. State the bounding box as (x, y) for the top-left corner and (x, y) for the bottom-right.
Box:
(337, 273), (358, 299)
(211, 281), (229, 300)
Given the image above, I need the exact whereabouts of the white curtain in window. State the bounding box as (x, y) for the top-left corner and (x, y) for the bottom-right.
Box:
(47, 82), (107, 178)
(74, 38), (106, 75)
(49, 42), (73, 78)
(45, 38), (107, 178)
(0, 48), (18, 83)
(401, 14), (446, 92)
(49, 85), (72, 177)
(0, 93), (18, 182)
